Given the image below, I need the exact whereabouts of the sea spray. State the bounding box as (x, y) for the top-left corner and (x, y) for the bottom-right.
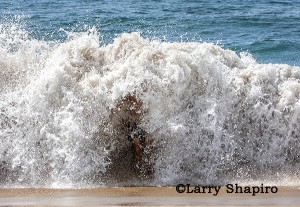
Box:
(0, 24), (299, 187)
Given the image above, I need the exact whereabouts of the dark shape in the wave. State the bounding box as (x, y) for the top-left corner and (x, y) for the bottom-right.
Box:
(112, 94), (154, 174)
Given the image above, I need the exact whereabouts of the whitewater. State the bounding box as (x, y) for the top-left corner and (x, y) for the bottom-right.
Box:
(0, 23), (299, 188)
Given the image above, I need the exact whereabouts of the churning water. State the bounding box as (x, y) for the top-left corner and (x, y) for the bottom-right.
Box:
(0, 0), (299, 187)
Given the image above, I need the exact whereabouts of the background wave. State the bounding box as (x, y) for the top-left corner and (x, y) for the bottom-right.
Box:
(2, 0), (300, 65)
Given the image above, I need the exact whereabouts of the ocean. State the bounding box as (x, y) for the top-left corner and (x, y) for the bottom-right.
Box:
(2, 0), (300, 65)
(0, 0), (299, 188)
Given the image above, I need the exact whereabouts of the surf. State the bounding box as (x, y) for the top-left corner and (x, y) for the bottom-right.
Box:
(0, 24), (299, 188)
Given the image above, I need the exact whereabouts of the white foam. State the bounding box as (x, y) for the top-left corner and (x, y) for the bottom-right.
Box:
(0, 24), (299, 187)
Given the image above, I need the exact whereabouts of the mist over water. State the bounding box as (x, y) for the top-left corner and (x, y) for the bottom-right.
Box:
(0, 22), (299, 187)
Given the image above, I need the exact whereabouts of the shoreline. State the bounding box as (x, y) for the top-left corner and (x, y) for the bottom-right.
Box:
(0, 186), (299, 206)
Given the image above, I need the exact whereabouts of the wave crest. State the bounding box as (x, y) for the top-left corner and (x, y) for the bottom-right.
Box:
(0, 25), (299, 187)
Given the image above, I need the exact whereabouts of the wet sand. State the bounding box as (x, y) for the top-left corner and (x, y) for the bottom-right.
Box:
(0, 186), (299, 206)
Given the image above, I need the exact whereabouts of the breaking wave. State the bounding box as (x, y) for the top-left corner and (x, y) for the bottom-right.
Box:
(0, 23), (299, 188)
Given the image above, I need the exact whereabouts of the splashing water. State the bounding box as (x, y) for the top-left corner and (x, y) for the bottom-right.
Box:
(0, 23), (299, 188)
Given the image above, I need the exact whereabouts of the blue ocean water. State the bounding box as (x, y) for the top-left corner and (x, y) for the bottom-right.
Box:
(1, 0), (300, 65)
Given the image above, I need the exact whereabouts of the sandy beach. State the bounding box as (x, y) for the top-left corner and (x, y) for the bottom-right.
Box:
(0, 186), (299, 207)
